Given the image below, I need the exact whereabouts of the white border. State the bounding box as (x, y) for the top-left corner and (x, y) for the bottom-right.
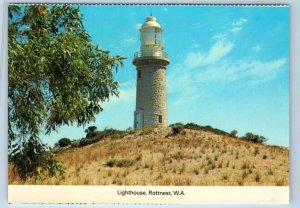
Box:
(8, 186), (289, 204)
(1, 0), (300, 207)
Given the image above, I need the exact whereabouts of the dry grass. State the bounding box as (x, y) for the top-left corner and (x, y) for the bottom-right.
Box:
(8, 127), (289, 186)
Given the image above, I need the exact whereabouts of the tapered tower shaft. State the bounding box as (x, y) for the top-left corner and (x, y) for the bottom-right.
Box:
(133, 16), (169, 129)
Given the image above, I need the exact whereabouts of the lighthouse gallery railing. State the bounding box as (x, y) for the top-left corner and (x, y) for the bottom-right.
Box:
(134, 49), (168, 59)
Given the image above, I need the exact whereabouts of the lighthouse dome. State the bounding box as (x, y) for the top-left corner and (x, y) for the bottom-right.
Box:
(140, 16), (162, 30)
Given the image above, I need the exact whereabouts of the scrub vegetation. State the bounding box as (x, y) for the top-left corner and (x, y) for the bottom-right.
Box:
(9, 124), (289, 186)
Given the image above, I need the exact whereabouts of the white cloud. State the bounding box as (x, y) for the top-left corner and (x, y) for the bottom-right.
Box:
(248, 59), (286, 84)
(207, 40), (234, 63)
(229, 18), (248, 33)
(212, 33), (227, 40)
(195, 58), (286, 85)
(232, 18), (248, 27)
(123, 37), (137, 44)
(135, 23), (142, 30)
(168, 31), (286, 107)
(252, 45), (261, 52)
(167, 67), (204, 106)
(184, 39), (234, 69)
(184, 52), (205, 69)
(168, 17), (286, 107)
(230, 27), (242, 33)
(168, 57), (286, 107)
(102, 80), (135, 107)
(193, 43), (199, 48)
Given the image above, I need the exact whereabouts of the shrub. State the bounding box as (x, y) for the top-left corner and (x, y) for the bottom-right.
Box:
(53, 142), (59, 149)
(255, 173), (261, 182)
(193, 168), (199, 175)
(98, 128), (128, 140)
(85, 126), (98, 138)
(254, 146), (259, 156)
(242, 132), (268, 144)
(105, 158), (135, 168)
(79, 128), (128, 147)
(185, 123), (230, 136)
(172, 125), (184, 135)
(230, 130), (238, 138)
(79, 138), (94, 147)
(58, 138), (71, 147)
(126, 126), (133, 131)
(170, 122), (231, 136)
(169, 122), (184, 127)
(70, 140), (80, 148)
(222, 174), (228, 181)
(263, 154), (268, 159)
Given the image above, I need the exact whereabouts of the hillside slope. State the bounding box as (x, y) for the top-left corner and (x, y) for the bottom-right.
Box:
(9, 127), (289, 186)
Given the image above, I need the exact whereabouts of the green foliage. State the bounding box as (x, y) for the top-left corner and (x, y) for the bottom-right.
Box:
(185, 122), (230, 136)
(8, 5), (124, 180)
(53, 142), (59, 149)
(79, 138), (95, 147)
(170, 122), (230, 136)
(126, 126), (133, 131)
(10, 137), (64, 181)
(70, 140), (81, 148)
(105, 158), (135, 168)
(230, 130), (238, 137)
(58, 138), (71, 147)
(169, 123), (268, 145)
(85, 126), (98, 138)
(242, 132), (268, 144)
(78, 128), (128, 147)
(100, 127), (127, 139)
(169, 122), (184, 127)
(171, 124), (184, 135)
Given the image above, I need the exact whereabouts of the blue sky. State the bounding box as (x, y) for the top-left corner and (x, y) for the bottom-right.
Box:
(42, 5), (289, 147)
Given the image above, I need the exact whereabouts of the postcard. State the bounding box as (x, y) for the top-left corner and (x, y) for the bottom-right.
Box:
(7, 4), (289, 204)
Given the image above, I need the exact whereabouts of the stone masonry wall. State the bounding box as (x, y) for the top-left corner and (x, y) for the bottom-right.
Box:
(134, 63), (167, 128)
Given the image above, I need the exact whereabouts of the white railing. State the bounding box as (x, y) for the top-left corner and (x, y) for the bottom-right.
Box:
(134, 49), (168, 59)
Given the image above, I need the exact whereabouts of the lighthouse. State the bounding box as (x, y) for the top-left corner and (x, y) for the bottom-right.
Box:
(133, 16), (170, 129)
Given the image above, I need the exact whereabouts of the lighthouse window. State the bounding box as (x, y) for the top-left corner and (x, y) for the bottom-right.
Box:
(158, 115), (162, 123)
(138, 70), (141, 78)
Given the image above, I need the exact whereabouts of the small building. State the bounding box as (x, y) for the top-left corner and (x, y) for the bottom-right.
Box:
(133, 16), (170, 129)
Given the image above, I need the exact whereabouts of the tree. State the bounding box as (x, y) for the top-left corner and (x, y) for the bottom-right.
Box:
(85, 126), (97, 138)
(58, 138), (71, 147)
(243, 132), (268, 144)
(10, 136), (63, 181)
(8, 5), (124, 181)
(230, 130), (238, 138)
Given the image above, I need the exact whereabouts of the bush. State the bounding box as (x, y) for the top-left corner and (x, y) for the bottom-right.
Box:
(184, 122), (229, 136)
(172, 125), (184, 135)
(79, 138), (96, 147)
(92, 128), (128, 140)
(79, 128), (129, 147)
(105, 158), (135, 168)
(70, 140), (81, 148)
(242, 132), (268, 144)
(169, 122), (184, 128)
(58, 138), (71, 147)
(230, 130), (238, 137)
(126, 126), (133, 131)
(85, 126), (98, 138)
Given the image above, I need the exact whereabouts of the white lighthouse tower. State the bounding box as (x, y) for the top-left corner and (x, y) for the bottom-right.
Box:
(133, 16), (170, 129)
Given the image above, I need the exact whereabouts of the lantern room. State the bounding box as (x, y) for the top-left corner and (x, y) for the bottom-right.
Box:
(139, 16), (164, 57)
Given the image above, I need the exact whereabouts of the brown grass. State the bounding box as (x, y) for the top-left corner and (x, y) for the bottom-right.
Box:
(8, 127), (289, 186)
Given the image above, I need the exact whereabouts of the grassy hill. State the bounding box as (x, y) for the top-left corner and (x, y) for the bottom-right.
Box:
(9, 125), (289, 186)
